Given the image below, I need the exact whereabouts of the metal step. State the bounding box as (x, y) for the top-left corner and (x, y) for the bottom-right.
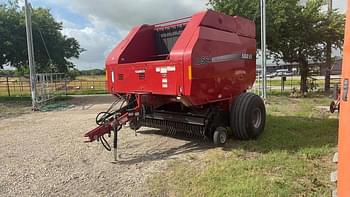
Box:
(331, 171), (338, 183)
(332, 189), (337, 197)
(333, 152), (338, 163)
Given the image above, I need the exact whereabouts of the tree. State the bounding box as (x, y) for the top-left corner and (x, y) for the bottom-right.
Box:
(208, 0), (345, 94)
(0, 1), (84, 73)
(323, 9), (345, 92)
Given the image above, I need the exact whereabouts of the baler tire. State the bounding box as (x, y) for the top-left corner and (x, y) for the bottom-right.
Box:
(129, 118), (141, 131)
(213, 127), (227, 146)
(330, 101), (336, 113)
(231, 92), (266, 140)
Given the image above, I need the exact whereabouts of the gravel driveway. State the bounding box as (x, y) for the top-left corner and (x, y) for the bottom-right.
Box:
(0, 95), (210, 197)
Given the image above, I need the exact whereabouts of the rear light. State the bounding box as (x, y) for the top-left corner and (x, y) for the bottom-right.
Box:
(188, 65), (192, 80)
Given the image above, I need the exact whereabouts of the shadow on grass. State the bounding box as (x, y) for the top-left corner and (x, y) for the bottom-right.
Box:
(232, 115), (338, 153)
(116, 115), (338, 164)
(0, 96), (32, 103)
(115, 130), (213, 165)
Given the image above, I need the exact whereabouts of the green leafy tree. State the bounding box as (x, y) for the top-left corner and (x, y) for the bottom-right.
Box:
(0, 1), (84, 73)
(323, 10), (345, 92)
(209, 0), (345, 94)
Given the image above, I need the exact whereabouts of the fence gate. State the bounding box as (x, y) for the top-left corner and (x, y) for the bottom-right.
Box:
(35, 73), (67, 106)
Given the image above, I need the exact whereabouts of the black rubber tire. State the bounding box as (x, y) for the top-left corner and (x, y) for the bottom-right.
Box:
(330, 101), (336, 113)
(230, 92), (266, 140)
(213, 127), (228, 146)
(129, 118), (141, 130)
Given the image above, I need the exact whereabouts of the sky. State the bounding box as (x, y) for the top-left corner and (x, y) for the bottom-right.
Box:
(4, 0), (208, 70)
(0, 0), (347, 70)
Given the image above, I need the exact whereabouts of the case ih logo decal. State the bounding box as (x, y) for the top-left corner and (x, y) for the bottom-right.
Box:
(195, 53), (256, 65)
(134, 69), (145, 74)
(155, 65), (176, 88)
(155, 65), (176, 73)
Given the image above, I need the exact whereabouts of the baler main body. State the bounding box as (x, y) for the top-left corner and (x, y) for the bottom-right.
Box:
(85, 11), (265, 158)
(105, 10), (256, 106)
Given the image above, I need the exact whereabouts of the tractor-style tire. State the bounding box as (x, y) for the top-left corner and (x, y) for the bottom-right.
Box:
(129, 118), (141, 131)
(330, 101), (336, 113)
(213, 127), (228, 146)
(230, 92), (266, 140)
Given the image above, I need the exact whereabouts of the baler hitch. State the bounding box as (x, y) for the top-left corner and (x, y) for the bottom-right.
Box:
(84, 94), (142, 161)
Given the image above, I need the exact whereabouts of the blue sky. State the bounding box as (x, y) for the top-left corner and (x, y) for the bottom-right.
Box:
(0, 0), (207, 70)
(0, 0), (347, 70)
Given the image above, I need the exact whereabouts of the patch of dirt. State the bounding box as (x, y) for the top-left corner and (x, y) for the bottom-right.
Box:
(0, 95), (211, 196)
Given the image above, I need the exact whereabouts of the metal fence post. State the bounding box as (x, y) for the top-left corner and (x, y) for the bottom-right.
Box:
(64, 79), (68, 95)
(6, 76), (10, 97)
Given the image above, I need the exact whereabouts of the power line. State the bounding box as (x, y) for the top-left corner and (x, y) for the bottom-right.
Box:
(37, 27), (52, 64)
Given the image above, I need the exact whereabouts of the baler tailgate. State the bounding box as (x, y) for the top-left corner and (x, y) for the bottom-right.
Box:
(113, 61), (180, 95)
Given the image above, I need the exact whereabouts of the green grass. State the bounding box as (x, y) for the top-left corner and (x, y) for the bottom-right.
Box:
(76, 75), (105, 81)
(0, 75), (107, 96)
(0, 95), (73, 118)
(66, 89), (107, 95)
(0, 96), (32, 119)
(148, 95), (338, 196)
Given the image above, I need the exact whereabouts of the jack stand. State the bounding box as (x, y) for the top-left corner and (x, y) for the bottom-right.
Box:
(113, 122), (118, 161)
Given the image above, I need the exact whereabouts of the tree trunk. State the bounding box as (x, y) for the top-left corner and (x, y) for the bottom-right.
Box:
(324, 43), (332, 92)
(300, 62), (309, 95)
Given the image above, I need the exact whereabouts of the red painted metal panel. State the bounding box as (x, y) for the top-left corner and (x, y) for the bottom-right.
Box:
(111, 60), (181, 95)
(105, 10), (256, 107)
(186, 26), (256, 105)
(200, 10), (256, 38)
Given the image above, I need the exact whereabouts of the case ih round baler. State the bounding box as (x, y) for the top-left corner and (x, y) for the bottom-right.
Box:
(84, 10), (266, 159)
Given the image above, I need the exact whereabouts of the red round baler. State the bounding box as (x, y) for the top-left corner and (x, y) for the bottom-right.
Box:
(85, 10), (266, 156)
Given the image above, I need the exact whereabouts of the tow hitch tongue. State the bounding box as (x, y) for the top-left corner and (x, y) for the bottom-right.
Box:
(84, 94), (142, 161)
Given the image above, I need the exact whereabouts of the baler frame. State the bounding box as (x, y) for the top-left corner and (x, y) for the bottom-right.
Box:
(85, 10), (266, 160)
(84, 94), (143, 160)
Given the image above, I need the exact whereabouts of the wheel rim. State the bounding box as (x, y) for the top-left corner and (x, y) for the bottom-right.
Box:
(219, 132), (226, 144)
(252, 108), (262, 129)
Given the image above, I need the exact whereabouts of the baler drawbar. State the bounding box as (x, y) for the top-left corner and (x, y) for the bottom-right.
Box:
(84, 10), (266, 160)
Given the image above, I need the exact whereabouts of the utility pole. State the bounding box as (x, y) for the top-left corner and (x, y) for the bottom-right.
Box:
(24, 0), (38, 110)
(260, 0), (267, 100)
(325, 0), (333, 92)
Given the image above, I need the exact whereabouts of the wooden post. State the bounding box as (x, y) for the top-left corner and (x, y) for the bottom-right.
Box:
(64, 79), (68, 95)
(6, 76), (10, 97)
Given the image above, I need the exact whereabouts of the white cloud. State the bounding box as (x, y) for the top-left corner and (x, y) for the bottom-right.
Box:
(333, 1), (347, 13)
(300, 0), (346, 12)
(56, 0), (207, 29)
(61, 16), (121, 69)
(54, 0), (208, 69)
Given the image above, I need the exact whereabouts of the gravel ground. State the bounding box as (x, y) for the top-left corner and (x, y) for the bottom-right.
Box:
(0, 95), (210, 197)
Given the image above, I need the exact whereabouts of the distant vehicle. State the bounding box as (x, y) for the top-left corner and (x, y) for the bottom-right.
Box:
(266, 72), (277, 78)
(275, 69), (293, 76)
(266, 70), (293, 78)
(283, 71), (293, 76)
